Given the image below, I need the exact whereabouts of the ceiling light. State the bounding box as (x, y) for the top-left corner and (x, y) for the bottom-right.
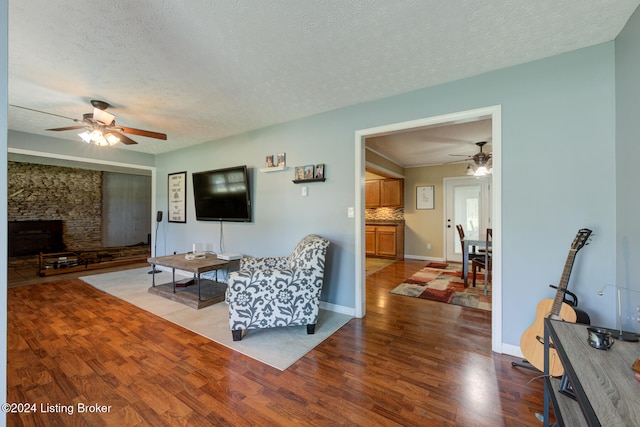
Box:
(474, 166), (488, 176)
(78, 129), (120, 146)
(465, 164), (474, 175)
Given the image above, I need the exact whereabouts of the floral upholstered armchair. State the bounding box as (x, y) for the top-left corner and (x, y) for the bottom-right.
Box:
(226, 234), (330, 341)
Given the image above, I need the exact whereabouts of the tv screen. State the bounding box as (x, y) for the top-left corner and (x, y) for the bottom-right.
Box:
(192, 165), (251, 222)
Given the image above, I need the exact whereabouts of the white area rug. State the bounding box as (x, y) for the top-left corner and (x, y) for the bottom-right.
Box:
(81, 268), (352, 371)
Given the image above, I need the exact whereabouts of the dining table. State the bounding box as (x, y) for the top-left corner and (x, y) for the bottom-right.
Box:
(461, 238), (491, 293)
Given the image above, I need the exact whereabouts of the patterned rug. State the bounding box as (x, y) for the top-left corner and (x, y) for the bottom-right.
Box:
(390, 263), (491, 311)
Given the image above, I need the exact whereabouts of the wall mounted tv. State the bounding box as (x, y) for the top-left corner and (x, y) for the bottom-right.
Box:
(192, 165), (251, 222)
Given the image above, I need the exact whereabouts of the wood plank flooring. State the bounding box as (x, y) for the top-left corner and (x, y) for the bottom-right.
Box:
(6, 259), (551, 426)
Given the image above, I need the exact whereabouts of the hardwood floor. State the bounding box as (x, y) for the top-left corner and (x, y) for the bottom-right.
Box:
(6, 259), (550, 426)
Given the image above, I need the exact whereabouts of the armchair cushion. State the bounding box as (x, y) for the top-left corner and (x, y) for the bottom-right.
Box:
(226, 234), (330, 340)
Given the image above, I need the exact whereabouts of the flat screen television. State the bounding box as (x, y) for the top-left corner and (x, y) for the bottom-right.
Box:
(192, 165), (251, 222)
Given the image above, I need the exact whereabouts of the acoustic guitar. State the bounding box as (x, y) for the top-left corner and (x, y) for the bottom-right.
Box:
(519, 228), (592, 377)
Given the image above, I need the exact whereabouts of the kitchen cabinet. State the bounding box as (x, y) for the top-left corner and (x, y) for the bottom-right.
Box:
(365, 224), (404, 259)
(365, 179), (403, 208)
(380, 179), (403, 207)
(365, 181), (381, 208)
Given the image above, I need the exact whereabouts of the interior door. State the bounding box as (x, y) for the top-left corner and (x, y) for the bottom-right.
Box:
(444, 177), (491, 261)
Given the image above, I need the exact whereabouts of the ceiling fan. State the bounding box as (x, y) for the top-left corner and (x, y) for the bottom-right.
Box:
(449, 141), (492, 176)
(10, 100), (167, 146)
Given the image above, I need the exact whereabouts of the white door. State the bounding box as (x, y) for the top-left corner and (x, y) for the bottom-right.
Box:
(444, 176), (491, 261)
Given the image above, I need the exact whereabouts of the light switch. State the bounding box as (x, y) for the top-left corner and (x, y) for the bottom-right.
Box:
(301, 186), (308, 197)
(347, 207), (355, 218)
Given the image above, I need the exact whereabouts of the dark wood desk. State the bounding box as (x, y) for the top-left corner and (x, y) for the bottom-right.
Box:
(544, 319), (640, 426)
(148, 253), (235, 302)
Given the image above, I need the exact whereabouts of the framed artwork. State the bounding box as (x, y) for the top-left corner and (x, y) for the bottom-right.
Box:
(416, 185), (435, 210)
(277, 152), (286, 167)
(265, 155), (275, 168)
(303, 165), (314, 180)
(315, 163), (325, 179)
(168, 171), (187, 223)
(294, 166), (305, 180)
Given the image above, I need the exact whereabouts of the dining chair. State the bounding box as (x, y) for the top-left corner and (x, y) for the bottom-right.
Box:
(472, 228), (492, 293)
(456, 224), (485, 267)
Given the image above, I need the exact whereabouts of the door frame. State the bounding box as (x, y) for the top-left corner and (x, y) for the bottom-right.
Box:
(354, 105), (503, 353)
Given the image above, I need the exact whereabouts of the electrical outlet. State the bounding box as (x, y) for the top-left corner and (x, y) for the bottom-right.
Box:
(426, 243), (431, 250)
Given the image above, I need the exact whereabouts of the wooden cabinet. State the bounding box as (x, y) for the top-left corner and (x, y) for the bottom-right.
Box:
(365, 179), (403, 208)
(380, 179), (403, 207)
(365, 226), (377, 256)
(365, 181), (381, 208)
(365, 224), (404, 259)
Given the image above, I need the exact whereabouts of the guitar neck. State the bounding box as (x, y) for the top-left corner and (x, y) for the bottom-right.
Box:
(550, 249), (578, 316)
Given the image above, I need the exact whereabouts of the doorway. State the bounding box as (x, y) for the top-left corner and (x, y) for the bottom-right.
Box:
(444, 176), (492, 262)
(355, 105), (502, 353)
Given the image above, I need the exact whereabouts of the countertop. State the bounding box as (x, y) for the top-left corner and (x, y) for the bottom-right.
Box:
(366, 220), (405, 226)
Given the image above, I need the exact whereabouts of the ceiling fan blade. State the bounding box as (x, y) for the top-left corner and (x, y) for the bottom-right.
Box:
(10, 104), (80, 122)
(119, 126), (167, 140)
(110, 131), (138, 145)
(46, 125), (86, 132)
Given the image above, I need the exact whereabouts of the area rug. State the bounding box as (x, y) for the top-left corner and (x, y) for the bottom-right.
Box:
(81, 268), (353, 371)
(366, 257), (396, 275)
(390, 263), (491, 311)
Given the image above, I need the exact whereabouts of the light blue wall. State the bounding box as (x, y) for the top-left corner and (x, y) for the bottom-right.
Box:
(615, 6), (640, 333)
(157, 42), (618, 346)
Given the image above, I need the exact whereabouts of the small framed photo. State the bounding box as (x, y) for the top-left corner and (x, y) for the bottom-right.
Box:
(277, 152), (286, 167)
(265, 155), (275, 168)
(315, 163), (325, 179)
(303, 165), (314, 180)
(168, 171), (187, 223)
(295, 166), (305, 180)
(416, 185), (435, 210)
(559, 374), (576, 401)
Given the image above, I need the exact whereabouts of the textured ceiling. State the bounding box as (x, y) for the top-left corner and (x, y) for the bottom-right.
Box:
(8, 1), (640, 157)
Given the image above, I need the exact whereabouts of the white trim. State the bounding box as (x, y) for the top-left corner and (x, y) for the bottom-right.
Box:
(8, 147), (155, 172)
(355, 105), (503, 353)
(319, 301), (356, 317)
(364, 161), (405, 179)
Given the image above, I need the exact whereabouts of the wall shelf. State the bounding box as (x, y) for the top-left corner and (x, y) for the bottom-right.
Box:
(259, 166), (288, 173)
(293, 178), (326, 184)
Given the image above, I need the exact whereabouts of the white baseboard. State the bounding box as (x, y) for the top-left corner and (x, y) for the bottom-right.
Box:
(501, 343), (523, 359)
(403, 254), (445, 262)
(320, 301), (356, 317)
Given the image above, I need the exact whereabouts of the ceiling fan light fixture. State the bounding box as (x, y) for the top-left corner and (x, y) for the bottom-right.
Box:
(104, 132), (120, 145)
(465, 164), (475, 175)
(474, 165), (489, 177)
(78, 129), (119, 146)
(78, 131), (92, 143)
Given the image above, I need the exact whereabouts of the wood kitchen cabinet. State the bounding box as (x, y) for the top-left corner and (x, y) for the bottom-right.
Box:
(365, 179), (403, 208)
(380, 179), (403, 207)
(365, 224), (404, 259)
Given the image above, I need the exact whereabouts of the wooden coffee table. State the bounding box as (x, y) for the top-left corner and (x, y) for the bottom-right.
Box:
(147, 253), (239, 309)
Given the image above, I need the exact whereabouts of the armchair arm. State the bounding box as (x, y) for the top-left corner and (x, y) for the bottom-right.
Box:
(240, 256), (288, 270)
(226, 268), (324, 331)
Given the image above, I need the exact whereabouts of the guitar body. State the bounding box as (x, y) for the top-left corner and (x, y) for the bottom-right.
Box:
(520, 299), (577, 377)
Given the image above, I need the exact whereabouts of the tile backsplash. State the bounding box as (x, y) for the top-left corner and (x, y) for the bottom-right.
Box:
(366, 207), (404, 221)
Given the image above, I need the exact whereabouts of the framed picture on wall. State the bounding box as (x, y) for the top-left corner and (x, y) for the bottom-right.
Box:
(416, 185), (434, 210)
(168, 171), (187, 223)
